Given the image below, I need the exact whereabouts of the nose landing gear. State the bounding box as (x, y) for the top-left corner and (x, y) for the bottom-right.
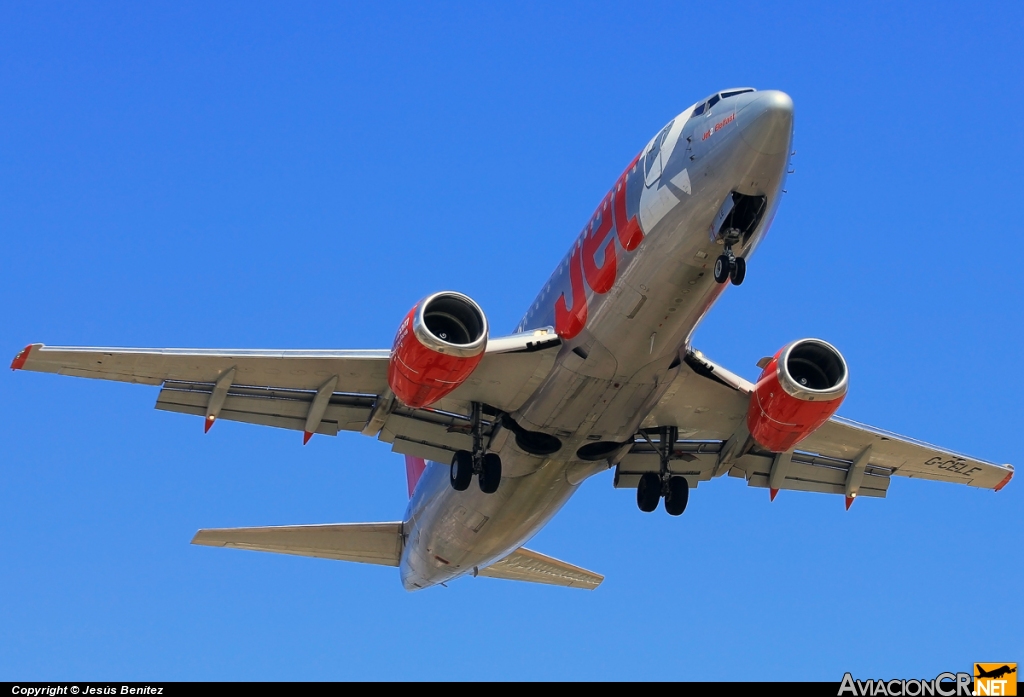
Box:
(634, 426), (691, 516)
(450, 402), (502, 494)
(714, 242), (746, 286)
(709, 192), (765, 286)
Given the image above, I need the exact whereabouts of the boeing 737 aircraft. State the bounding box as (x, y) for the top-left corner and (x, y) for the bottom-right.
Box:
(11, 88), (1013, 591)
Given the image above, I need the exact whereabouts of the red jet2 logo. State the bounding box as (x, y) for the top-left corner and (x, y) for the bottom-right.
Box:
(554, 155), (644, 339)
(702, 112), (735, 141)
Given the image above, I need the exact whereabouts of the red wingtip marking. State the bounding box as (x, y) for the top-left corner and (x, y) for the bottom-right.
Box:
(994, 470), (1013, 492)
(769, 488), (778, 502)
(204, 416), (215, 433)
(845, 496), (855, 510)
(303, 431), (313, 445)
(10, 344), (33, 370)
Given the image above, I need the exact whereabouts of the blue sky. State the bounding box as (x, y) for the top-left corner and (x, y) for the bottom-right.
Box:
(2, 0), (1022, 681)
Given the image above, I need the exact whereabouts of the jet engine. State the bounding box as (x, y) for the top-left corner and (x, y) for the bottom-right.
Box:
(746, 339), (848, 452)
(388, 291), (488, 408)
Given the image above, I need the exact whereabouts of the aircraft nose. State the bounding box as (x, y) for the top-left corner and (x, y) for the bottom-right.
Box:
(739, 90), (793, 155)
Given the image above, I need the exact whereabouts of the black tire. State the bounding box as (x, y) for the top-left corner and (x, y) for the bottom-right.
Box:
(636, 472), (661, 513)
(730, 257), (746, 286)
(714, 255), (731, 284)
(479, 453), (502, 494)
(450, 450), (473, 491)
(664, 476), (690, 516)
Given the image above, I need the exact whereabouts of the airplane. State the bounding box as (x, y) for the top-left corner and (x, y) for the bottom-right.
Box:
(976, 666), (1016, 680)
(11, 88), (1014, 592)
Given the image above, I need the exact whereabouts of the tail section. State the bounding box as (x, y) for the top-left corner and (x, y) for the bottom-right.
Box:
(191, 522), (403, 566)
(404, 455), (427, 498)
(478, 547), (603, 590)
(190, 522), (605, 590)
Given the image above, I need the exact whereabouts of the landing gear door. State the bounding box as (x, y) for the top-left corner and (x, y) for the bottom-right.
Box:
(709, 194), (736, 243)
(709, 192), (768, 247)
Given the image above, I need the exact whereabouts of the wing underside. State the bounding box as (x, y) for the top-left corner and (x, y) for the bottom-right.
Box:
(10, 339), (1012, 500)
(614, 349), (1013, 499)
(11, 332), (561, 462)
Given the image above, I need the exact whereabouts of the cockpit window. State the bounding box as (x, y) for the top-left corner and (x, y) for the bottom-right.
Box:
(691, 88), (754, 121)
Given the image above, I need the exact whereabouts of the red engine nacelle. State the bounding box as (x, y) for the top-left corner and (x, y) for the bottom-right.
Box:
(747, 339), (848, 453)
(388, 291), (488, 408)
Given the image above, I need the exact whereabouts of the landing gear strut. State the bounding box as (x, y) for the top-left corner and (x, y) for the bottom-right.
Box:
(713, 228), (746, 286)
(450, 402), (502, 494)
(635, 426), (690, 516)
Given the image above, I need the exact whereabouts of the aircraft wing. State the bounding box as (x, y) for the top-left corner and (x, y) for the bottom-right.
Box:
(10, 331), (560, 460)
(614, 349), (1013, 500)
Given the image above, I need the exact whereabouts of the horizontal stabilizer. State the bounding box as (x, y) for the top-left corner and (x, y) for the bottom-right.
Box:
(478, 547), (603, 590)
(191, 522), (403, 566)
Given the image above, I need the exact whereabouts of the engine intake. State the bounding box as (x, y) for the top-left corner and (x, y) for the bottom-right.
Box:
(388, 291), (488, 408)
(746, 339), (848, 453)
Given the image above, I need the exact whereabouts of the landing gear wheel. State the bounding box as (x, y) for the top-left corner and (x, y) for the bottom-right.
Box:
(450, 450), (473, 491)
(730, 257), (746, 286)
(714, 255), (731, 284)
(478, 453), (502, 494)
(664, 476), (690, 516)
(637, 472), (661, 513)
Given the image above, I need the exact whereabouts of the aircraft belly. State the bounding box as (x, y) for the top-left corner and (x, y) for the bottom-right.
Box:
(400, 94), (792, 590)
(400, 459), (577, 589)
(541, 376), (610, 432)
(510, 126), (788, 449)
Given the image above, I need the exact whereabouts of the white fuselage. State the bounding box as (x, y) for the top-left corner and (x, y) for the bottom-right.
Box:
(400, 89), (794, 590)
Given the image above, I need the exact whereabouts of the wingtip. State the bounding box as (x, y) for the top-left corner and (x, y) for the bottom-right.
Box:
(769, 488), (778, 502)
(845, 495), (855, 510)
(303, 431), (313, 445)
(994, 469), (1013, 492)
(204, 416), (215, 433)
(191, 528), (228, 547)
(10, 344), (35, 370)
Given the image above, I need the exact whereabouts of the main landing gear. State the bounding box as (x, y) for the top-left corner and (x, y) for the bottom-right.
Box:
(636, 426), (690, 516)
(450, 402), (502, 494)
